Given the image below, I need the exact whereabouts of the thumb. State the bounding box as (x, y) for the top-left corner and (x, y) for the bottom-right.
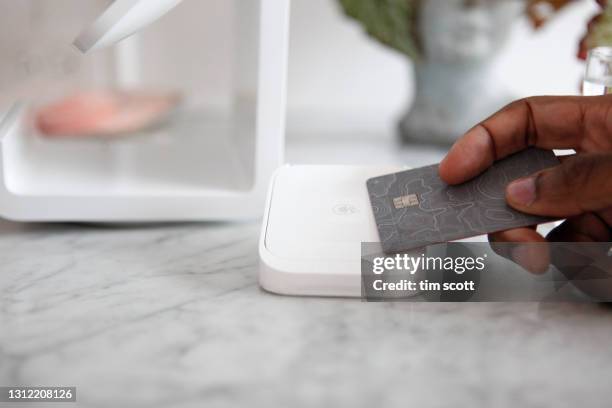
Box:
(505, 153), (612, 218)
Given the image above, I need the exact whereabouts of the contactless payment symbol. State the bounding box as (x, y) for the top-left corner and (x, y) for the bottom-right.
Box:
(333, 203), (358, 215)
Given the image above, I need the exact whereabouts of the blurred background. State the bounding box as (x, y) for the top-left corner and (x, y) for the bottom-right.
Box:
(288, 0), (595, 139)
(0, 0), (602, 176)
(0, 0), (598, 137)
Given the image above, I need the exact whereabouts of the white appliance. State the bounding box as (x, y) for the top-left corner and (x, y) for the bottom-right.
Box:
(259, 165), (403, 297)
(0, 0), (289, 221)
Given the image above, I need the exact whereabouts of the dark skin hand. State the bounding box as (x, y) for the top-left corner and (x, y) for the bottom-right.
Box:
(439, 95), (612, 273)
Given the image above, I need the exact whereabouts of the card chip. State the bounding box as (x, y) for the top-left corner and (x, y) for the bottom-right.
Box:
(393, 194), (419, 209)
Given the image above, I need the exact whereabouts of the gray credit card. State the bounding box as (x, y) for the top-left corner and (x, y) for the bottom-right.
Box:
(367, 148), (560, 253)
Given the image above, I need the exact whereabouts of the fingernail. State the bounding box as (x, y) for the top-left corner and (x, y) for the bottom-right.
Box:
(507, 177), (536, 206)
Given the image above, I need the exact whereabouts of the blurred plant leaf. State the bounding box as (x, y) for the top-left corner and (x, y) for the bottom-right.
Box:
(585, 3), (612, 49)
(337, 0), (420, 59)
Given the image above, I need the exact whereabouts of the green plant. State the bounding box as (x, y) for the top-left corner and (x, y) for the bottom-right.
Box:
(337, 0), (419, 59)
(582, 3), (612, 57)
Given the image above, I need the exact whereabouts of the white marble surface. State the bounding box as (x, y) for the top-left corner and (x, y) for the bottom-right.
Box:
(1, 140), (612, 408)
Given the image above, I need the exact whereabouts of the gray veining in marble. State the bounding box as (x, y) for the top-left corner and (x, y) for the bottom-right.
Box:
(1, 219), (612, 408)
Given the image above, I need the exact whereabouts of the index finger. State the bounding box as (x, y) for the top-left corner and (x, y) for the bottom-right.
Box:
(439, 96), (593, 185)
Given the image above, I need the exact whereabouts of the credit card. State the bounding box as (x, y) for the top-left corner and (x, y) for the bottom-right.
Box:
(367, 148), (560, 253)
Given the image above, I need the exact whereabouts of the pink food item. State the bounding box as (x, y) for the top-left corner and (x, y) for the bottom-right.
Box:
(35, 90), (181, 137)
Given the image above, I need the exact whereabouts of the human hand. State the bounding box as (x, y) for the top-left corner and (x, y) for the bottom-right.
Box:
(439, 96), (612, 274)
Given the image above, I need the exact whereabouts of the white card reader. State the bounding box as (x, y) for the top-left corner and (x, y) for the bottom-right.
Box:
(259, 165), (403, 297)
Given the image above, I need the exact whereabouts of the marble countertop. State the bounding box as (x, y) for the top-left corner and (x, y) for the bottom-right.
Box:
(1, 139), (612, 408)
